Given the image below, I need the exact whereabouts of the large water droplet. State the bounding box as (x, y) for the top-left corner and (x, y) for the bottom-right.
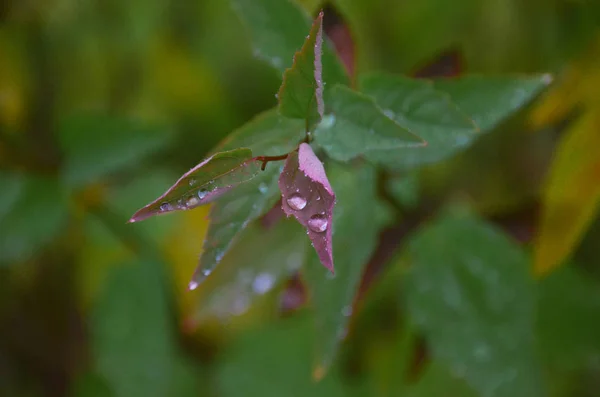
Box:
(198, 189), (209, 200)
(307, 214), (328, 233)
(252, 273), (275, 295)
(159, 202), (171, 211)
(287, 193), (307, 211)
(188, 281), (199, 290)
(186, 196), (200, 207)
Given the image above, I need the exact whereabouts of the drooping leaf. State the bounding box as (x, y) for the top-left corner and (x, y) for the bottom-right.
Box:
(0, 173), (69, 266)
(129, 148), (261, 223)
(359, 73), (478, 169)
(190, 163), (282, 287)
(215, 311), (367, 397)
(230, 0), (348, 87)
(433, 74), (552, 132)
(303, 162), (389, 376)
(279, 143), (335, 272)
(277, 11), (324, 130)
(314, 84), (426, 163)
(59, 113), (172, 188)
(192, 219), (307, 320)
(533, 112), (600, 276)
(405, 209), (543, 397)
(215, 108), (305, 156)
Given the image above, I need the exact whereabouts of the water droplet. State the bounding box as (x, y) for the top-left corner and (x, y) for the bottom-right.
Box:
(202, 269), (211, 277)
(231, 295), (250, 316)
(188, 178), (196, 186)
(188, 281), (198, 290)
(341, 305), (353, 317)
(215, 250), (225, 263)
(287, 193), (307, 210)
(198, 189), (209, 200)
(383, 109), (395, 119)
(307, 214), (328, 233)
(258, 182), (268, 194)
(159, 202), (171, 211)
(319, 114), (336, 129)
(186, 196), (200, 207)
(252, 273), (275, 295)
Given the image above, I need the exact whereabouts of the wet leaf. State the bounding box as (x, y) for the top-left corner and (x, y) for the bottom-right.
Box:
(433, 74), (552, 132)
(359, 73), (477, 169)
(129, 148), (261, 223)
(59, 113), (172, 188)
(405, 210), (543, 397)
(279, 143), (335, 272)
(190, 163), (282, 286)
(230, 0), (348, 86)
(304, 163), (389, 376)
(215, 108), (305, 156)
(314, 84), (426, 163)
(278, 11), (324, 131)
(215, 311), (367, 397)
(534, 112), (600, 276)
(193, 219), (307, 320)
(0, 173), (69, 266)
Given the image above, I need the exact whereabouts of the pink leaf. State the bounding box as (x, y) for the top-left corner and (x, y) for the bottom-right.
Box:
(278, 143), (335, 272)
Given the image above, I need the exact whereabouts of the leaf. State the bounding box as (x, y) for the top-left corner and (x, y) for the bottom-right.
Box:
(59, 113), (172, 188)
(215, 311), (367, 397)
(193, 219), (307, 320)
(215, 108), (305, 156)
(314, 84), (426, 163)
(405, 209), (543, 397)
(303, 162), (389, 376)
(278, 11), (324, 130)
(433, 74), (552, 132)
(190, 163), (282, 286)
(129, 148), (261, 223)
(359, 73), (478, 169)
(279, 143), (335, 272)
(533, 112), (600, 276)
(0, 173), (69, 266)
(230, 0), (348, 87)
(536, 266), (600, 370)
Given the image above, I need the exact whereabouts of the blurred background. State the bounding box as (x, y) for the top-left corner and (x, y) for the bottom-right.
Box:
(2, 0), (600, 396)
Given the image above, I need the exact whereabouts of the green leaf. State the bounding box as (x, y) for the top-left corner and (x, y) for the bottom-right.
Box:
(230, 0), (347, 86)
(304, 163), (389, 375)
(190, 163), (282, 286)
(278, 11), (324, 130)
(537, 265), (600, 369)
(407, 362), (477, 397)
(314, 85), (426, 163)
(0, 173), (69, 266)
(215, 108), (305, 156)
(433, 74), (552, 132)
(215, 312), (367, 397)
(359, 73), (478, 169)
(193, 219), (307, 320)
(129, 148), (261, 223)
(405, 210), (543, 397)
(91, 260), (175, 397)
(59, 113), (172, 188)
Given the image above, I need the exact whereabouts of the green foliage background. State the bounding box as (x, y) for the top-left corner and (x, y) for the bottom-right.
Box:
(1, 0), (600, 396)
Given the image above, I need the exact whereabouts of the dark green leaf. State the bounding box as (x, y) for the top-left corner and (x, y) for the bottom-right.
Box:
(405, 210), (543, 397)
(230, 0), (348, 86)
(407, 362), (477, 397)
(129, 148), (261, 223)
(278, 11), (324, 130)
(304, 163), (389, 373)
(359, 73), (477, 169)
(59, 113), (172, 187)
(433, 74), (552, 132)
(193, 219), (307, 320)
(215, 108), (305, 156)
(190, 163), (282, 286)
(314, 85), (426, 163)
(388, 172), (420, 210)
(0, 173), (69, 266)
(216, 312), (367, 397)
(537, 266), (600, 370)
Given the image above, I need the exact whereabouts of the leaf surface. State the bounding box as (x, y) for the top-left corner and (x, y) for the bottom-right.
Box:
(279, 143), (335, 272)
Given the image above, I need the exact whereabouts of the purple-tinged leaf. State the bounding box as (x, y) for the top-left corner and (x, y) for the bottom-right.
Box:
(278, 11), (324, 131)
(279, 143), (335, 272)
(129, 148), (260, 223)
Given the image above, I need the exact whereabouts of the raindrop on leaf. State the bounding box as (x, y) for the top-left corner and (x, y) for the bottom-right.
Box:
(286, 193), (307, 211)
(307, 214), (328, 233)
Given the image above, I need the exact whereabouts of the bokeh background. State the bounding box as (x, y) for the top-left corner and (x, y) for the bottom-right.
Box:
(2, 0), (600, 396)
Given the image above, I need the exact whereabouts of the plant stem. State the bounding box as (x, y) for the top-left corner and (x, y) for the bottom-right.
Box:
(255, 154), (290, 170)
